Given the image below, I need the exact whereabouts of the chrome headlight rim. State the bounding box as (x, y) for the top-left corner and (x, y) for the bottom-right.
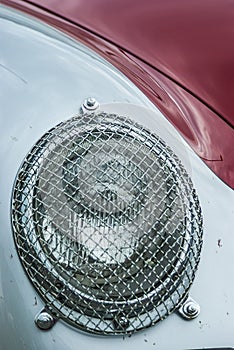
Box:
(12, 111), (203, 334)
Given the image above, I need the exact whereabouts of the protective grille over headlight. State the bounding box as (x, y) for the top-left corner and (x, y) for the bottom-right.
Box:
(12, 112), (203, 334)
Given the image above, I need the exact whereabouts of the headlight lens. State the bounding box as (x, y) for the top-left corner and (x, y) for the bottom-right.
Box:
(12, 111), (202, 334)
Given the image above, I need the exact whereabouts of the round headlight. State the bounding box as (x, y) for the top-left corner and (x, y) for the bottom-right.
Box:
(12, 112), (202, 334)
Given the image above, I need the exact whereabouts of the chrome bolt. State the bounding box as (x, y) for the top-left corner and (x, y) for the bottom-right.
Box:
(81, 97), (99, 113)
(86, 97), (97, 107)
(186, 303), (198, 316)
(113, 316), (130, 330)
(35, 310), (56, 330)
(178, 297), (200, 320)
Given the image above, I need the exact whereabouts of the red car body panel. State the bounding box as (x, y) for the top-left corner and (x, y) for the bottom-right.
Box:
(22, 0), (234, 128)
(1, 0), (234, 188)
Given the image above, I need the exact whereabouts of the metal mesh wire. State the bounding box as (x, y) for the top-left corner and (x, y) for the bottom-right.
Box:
(12, 112), (203, 334)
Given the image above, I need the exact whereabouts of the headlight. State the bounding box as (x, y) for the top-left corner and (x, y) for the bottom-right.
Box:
(2, 5), (234, 350)
(12, 110), (202, 334)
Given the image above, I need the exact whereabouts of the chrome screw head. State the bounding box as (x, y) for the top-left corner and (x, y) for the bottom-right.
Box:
(178, 297), (200, 320)
(186, 302), (198, 316)
(86, 97), (97, 108)
(35, 310), (56, 330)
(81, 97), (99, 113)
(113, 316), (130, 330)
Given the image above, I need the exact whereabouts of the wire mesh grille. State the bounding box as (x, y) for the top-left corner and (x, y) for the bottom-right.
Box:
(12, 112), (203, 334)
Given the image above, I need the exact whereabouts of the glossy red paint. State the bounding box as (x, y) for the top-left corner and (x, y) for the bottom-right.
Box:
(1, 0), (234, 188)
(22, 0), (234, 128)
